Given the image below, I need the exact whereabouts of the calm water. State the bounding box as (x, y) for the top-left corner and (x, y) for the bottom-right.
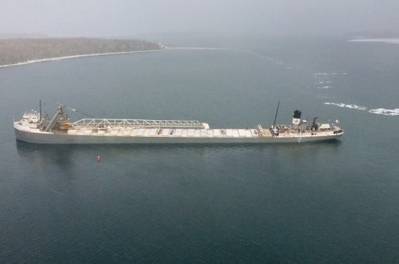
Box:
(1, 36), (399, 263)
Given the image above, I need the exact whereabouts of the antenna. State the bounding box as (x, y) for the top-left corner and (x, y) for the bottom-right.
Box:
(272, 101), (280, 128)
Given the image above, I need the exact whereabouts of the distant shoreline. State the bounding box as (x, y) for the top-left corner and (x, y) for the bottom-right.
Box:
(0, 45), (237, 70)
(349, 38), (399, 44)
(0, 38), (163, 69)
(0, 49), (164, 69)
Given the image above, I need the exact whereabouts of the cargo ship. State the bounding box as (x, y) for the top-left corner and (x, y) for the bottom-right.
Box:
(14, 103), (343, 144)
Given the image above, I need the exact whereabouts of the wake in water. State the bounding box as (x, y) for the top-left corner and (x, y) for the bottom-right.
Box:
(165, 46), (230, 51)
(324, 102), (367, 111)
(168, 46), (298, 71)
(324, 102), (399, 116)
(368, 108), (399, 116)
(313, 72), (349, 90)
(317, 85), (332, 89)
(314, 72), (348, 76)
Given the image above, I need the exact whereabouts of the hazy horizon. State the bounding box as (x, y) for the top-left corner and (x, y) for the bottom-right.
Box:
(2, 0), (399, 38)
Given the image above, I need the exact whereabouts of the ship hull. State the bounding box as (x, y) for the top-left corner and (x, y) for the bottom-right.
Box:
(15, 127), (343, 144)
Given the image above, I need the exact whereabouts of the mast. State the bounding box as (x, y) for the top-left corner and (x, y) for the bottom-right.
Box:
(272, 101), (280, 128)
(39, 99), (42, 122)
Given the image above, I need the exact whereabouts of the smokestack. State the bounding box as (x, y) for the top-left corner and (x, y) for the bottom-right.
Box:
(292, 110), (301, 126)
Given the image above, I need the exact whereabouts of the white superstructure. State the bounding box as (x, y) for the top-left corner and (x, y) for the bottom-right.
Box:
(14, 104), (344, 144)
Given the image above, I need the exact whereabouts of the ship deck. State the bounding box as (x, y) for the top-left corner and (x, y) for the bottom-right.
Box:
(67, 128), (266, 138)
(63, 127), (337, 139)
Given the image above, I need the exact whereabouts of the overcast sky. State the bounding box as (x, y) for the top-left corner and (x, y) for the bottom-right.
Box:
(1, 0), (398, 37)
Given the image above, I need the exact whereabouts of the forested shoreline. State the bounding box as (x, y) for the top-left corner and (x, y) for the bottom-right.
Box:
(0, 38), (162, 66)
